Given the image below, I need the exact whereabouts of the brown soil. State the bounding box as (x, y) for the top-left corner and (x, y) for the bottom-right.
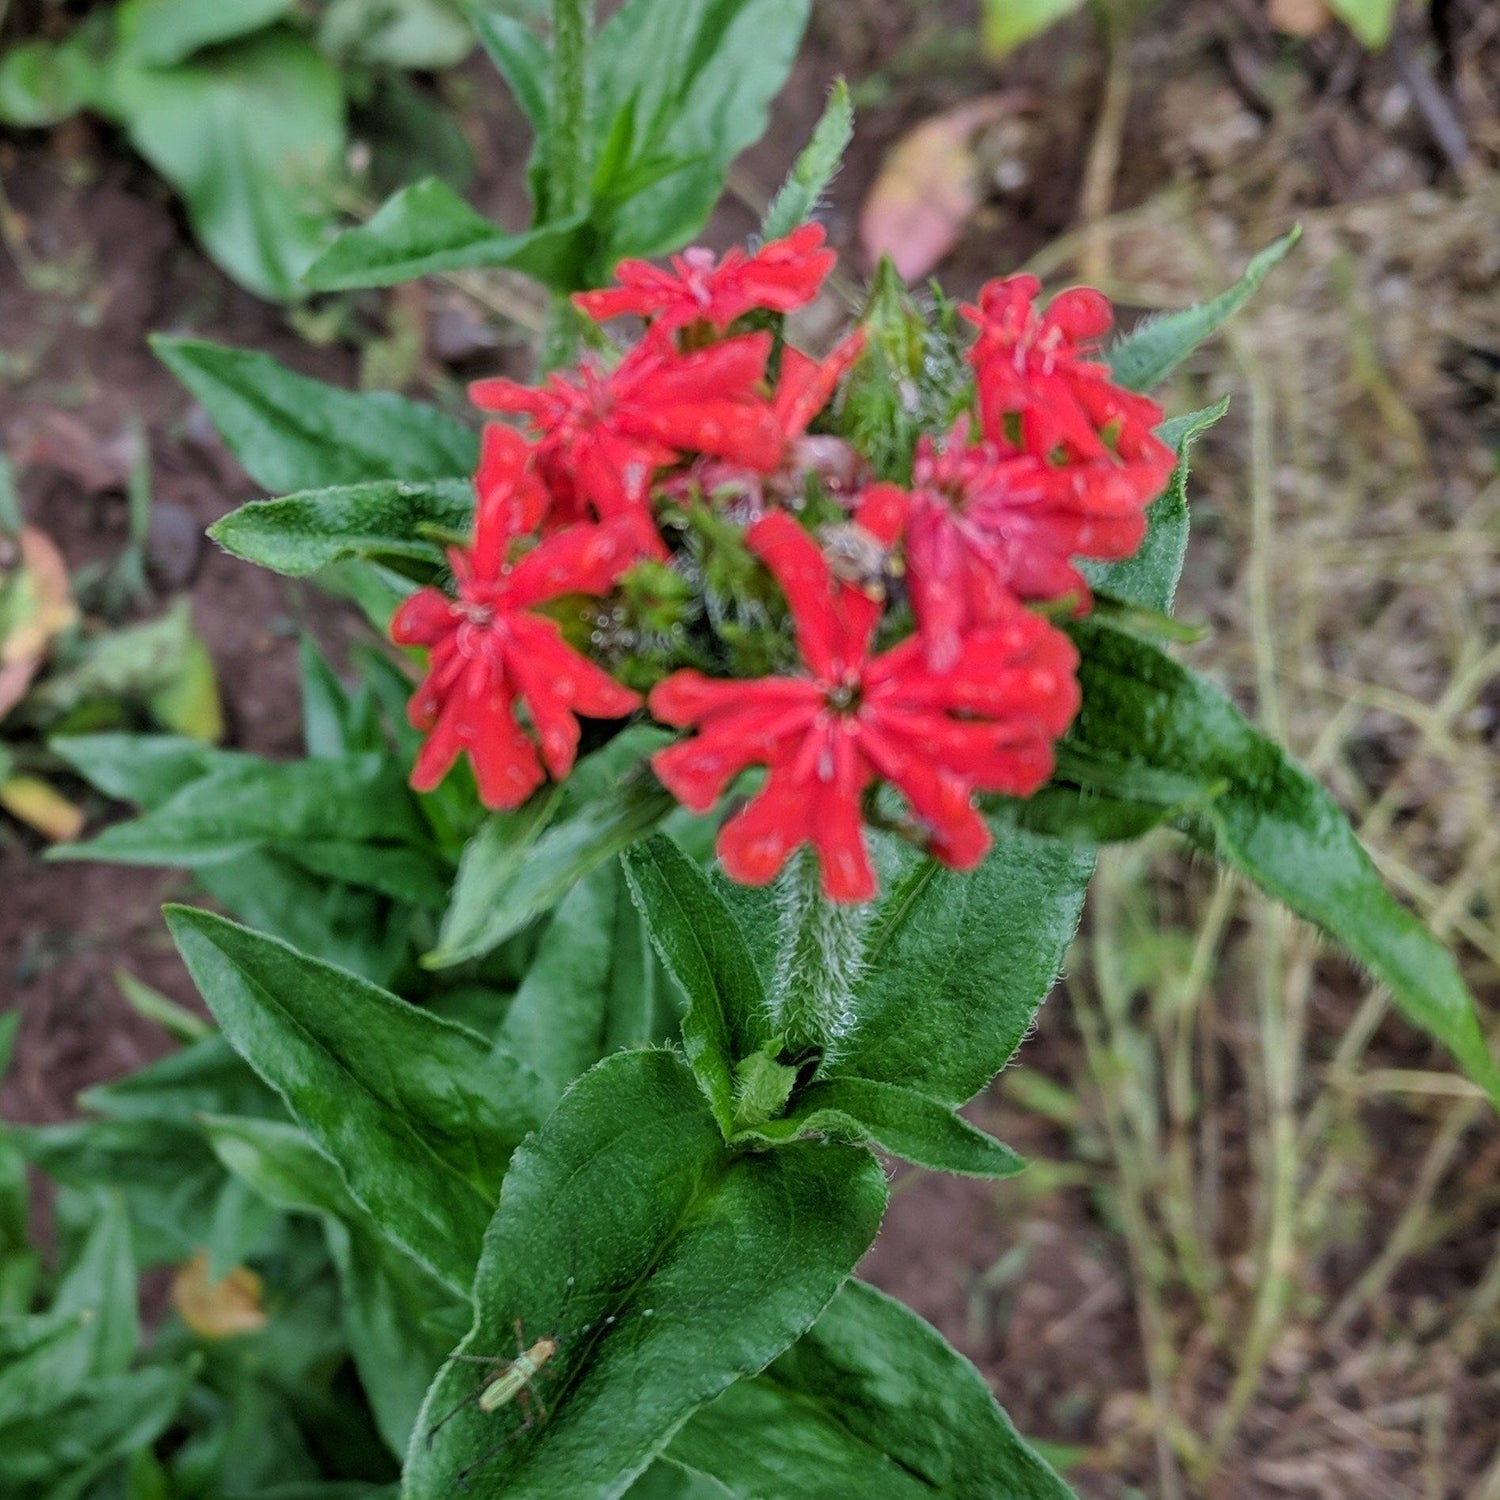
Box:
(4, 3), (1499, 1496)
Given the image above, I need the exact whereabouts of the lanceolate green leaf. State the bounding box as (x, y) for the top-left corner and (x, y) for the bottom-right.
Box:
(590, 0), (811, 268)
(1068, 620), (1500, 1106)
(622, 835), (771, 1133)
(153, 338), (476, 492)
(430, 728), (677, 969)
(209, 479), (472, 578)
(407, 1050), (887, 1500)
(753, 1079), (1027, 1179)
(1083, 396), (1230, 615)
(669, 1279), (1074, 1498)
(1326, 0), (1398, 47)
(1106, 228), (1301, 394)
(837, 834), (1094, 1105)
(304, 178), (586, 292)
(52, 754), (429, 866)
(166, 908), (549, 1292)
(762, 78), (853, 241)
(49, 733), (237, 809)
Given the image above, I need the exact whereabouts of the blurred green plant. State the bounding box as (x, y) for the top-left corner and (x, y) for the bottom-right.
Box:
(0, 455), (222, 843)
(0, 0), (481, 299)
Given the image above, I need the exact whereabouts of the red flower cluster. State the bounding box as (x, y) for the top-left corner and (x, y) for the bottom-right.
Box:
(393, 231), (1176, 899)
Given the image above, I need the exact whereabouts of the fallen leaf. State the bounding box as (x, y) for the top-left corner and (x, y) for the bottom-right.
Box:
(0, 527), (78, 702)
(859, 93), (1032, 281)
(14, 409), (135, 494)
(172, 1251), (268, 1340)
(0, 774), (86, 842)
(1268, 0), (1334, 35)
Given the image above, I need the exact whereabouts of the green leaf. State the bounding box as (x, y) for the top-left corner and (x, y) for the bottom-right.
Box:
(471, 8), (550, 128)
(1068, 620), (1500, 1105)
(407, 1049), (887, 1499)
(669, 1279), (1074, 1497)
(319, 0), (474, 69)
(14, 1119), (241, 1266)
(153, 337), (477, 493)
(205, 1115), (459, 1457)
(0, 34), (107, 129)
(49, 733), (234, 809)
(497, 860), (671, 1103)
(590, 0), (811, 268)
(762, 78), (853, 241)
(116, 0), (294, 65)
(210, 479), (471, 578)
(111, 28), (345, 301)
(753, 1079), (1027, 1179)
(79, 1036), (277, 1123)
(304, 178), (586, 292)
(1106, 229), (1301, 394)
(52, 754), (429, 866)
(166, 907), (549, 1292)
(1082, 396), (1230, 615)
(430, 727), (676, 969)
(0, 1366), (192, 1500)
(622, 835), (770, 1133)
(979, 0), (1086, 57)
(837, 834), (1094, 1105)
(287, 840), (452, 909)
(1326, 0), (1397, 47)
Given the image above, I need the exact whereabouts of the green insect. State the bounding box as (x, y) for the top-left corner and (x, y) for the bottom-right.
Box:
(475, 1321), (559, 1416)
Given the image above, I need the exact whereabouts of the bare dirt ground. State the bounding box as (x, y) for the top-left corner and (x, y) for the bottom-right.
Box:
(3, 2), (1499, 1495)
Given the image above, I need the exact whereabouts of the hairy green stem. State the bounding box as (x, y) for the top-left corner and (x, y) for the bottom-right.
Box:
(549, 0), (594, 223)
(770, 850), (871, 1059)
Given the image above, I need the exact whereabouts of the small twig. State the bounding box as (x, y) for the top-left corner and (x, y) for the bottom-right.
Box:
(1391, 21), (1474, 180)
(1077, 7), (1135, 286)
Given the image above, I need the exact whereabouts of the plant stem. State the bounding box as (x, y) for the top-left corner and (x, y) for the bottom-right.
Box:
(770, 849), (870, 1059)
(549, 0), (594, 223)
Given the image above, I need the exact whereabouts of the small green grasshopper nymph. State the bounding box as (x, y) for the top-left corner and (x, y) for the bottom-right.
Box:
(476, 1328), (558, 1414)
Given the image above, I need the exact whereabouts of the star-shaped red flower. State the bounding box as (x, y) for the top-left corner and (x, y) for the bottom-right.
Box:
(648, 497), (1079, 901)
(391, 427), (641, 809)
(962, 275), (1174, 488)
(904, 422), (1161, 668)
(470, 332), (784, 558)
(572, 224), (836, 332)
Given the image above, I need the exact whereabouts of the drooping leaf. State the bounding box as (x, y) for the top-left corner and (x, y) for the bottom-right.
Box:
(52, 754), (429, 866)
(589, 0), (811, 270)
(430, 727), (676, 969)
(1068, 619), (1500, 1106)
(622, 834), (771, 1133)
(669, 1279), (1074, 1498)
(50, 733), (237, 809)
(1106, 229), (1301, 394)
(209, 479), (472, 577)
(318, 0), (474, 69)
(166, 907), (549, 1292)
(1082, 396), (1230, 615)
(406, 1049), (887, 1499)
(762, 78), (853, 241)
(836, 834), (1094, 1105)
(115, 0), (294, 66)
(0, 32), (107, 128)
(153, 337), (477, 493)
(304, 178), (586, 292)
(750, 1078), (1027, 1179)
(205, 1115), (459, 1457)
(111, 28), (346, 301)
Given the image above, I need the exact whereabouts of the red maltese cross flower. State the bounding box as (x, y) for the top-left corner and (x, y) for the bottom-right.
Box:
(904, 421), (1164, 669)
(648, 494), (1080, 902)
(572, 224), (836, 333)
(470, 331), (783, 558)
(391, 426), (642, 810)
(962, 274), (1175, 491)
